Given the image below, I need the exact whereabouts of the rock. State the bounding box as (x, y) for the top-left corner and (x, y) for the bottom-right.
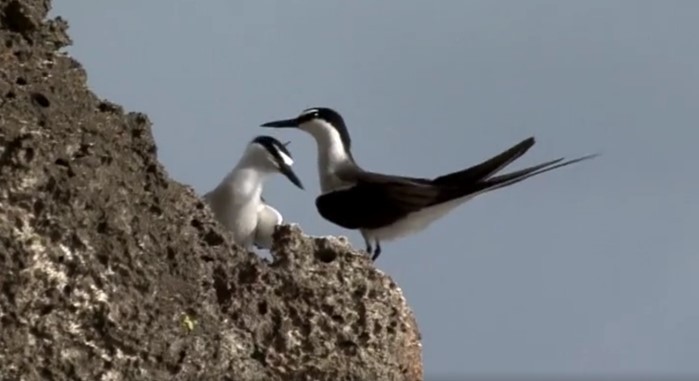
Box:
(0, 0), (423, 380)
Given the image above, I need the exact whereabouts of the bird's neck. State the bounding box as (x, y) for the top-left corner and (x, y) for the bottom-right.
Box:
(316, 140), (354, 193)
(223, 162), (266, 198)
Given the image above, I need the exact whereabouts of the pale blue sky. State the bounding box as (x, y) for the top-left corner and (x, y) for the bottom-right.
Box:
(52, 1), (699, 378)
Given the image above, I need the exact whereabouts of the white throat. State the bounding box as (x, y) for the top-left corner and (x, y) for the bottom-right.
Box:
(300, 119), (353, 193)
(225, 166), (263, 197)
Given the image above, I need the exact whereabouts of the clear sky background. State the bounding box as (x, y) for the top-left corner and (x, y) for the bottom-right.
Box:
(51, 1), (698, 378)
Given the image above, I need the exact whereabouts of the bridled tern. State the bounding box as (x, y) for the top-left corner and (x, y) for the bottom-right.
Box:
(203, 135), (303, 250)
(260, 107), (597, 261)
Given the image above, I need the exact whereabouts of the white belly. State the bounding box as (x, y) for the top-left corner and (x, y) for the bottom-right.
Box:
(363, 196), (475, 242)
(254, 204), (283, 249)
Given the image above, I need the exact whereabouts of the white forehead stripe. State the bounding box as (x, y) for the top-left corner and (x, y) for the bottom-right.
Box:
(277, 149), (294, 166)
(300, 108), (318, 117)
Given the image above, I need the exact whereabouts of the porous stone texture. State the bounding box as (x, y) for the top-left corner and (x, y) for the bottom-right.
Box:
(0, 1), (423, 380)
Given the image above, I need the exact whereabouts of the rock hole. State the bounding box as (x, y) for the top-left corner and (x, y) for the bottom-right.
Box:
(73, 144), (89, 159)
(202, 230), (225, 246)
(213, 267), (232, 307)
(314, 248), (338, 263)
(257, 300), (268, 315)
(96, 221), (108, 234)
(237, 264), (259, 285)
(166, 246), (175, 261)
(39, 304), (54, 316)
(32, 199), (44, 215)
(30, 92), (50, 108)
(5, 91), (16, 99)
(23, 147), (35, 163)
(39, 367), (52, 380)
(2, 1), (37, 34)
(131, 127), (143, 139)
(177, 348), (186, 365)
(96, 253), (109, 266)
(15, 77), (26, 85)
(13, 50), (28, 60)
(352, 286), (367, 299)
(54, 158), (69, 167)
(98, 101), (119, 113)
(373, 321), (382, 335)
(250, 348), (267, 365)
(149, 204), (163, 215)
(99, 155), (113, 165)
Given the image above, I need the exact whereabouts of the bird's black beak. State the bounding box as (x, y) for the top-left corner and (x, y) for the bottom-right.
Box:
(279, 163), (304, 190)
(260, 118), (299, 128)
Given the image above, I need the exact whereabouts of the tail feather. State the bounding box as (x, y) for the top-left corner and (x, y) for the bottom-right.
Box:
(432, 137), (536, 185)
(482, 153), (600, 192)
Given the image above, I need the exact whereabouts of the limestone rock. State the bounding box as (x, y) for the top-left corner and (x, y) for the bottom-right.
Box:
(0, 1), (422, 380)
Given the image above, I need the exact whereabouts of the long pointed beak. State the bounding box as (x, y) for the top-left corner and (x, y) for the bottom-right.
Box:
(279, 163), (304, 190)
(260, 118), (299, 128)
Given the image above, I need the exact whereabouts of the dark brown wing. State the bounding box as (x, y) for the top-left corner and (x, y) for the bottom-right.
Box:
(315, 147), (597, 230)
(315, 171), (440, 230)
(432, 137), (536, 185)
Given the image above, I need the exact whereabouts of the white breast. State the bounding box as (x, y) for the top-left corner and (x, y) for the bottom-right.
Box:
(203, 180), (262, 249)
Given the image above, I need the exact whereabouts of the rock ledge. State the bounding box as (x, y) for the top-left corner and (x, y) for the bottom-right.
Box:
(0, 1), (422, 380)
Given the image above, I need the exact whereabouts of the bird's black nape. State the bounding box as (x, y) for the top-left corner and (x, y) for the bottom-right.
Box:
(251, 135), (293, 160)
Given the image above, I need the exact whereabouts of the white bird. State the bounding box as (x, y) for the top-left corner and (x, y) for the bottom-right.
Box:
(261, 107), (597, 261)
(203, 135), (303, 251)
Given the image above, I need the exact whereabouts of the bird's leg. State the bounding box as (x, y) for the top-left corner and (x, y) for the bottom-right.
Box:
(361, 231), (373, 259)
(371, 241), (382, 261)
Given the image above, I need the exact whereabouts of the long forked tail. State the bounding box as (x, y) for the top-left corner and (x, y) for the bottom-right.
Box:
(481, 153), (600, 192)
(432, 137), (536, 185)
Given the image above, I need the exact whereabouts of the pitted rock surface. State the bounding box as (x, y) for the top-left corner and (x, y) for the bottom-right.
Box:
(0, 1), (423, 380)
